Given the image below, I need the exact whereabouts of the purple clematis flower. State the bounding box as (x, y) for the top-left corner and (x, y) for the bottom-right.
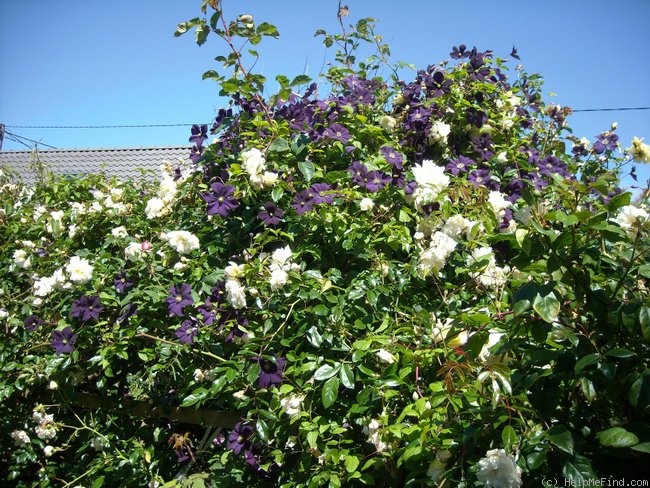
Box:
(71, 295), (104, 322)
(450, 44), (469, 59)
(468, 168), (492, 187)
(166, 284), (193, 317)
(380, 146), (404, 169)
(202, 182), (239, 217)
(114, 271), (134, 294)
(176, 317), (199, 344)
(291, 189), (315, 215)
(189, 124), (208, 147)
(471, 134), (495, 161)
(255, 356), (287, 388)
(25, 314), (44, 332)
(309, 182), (335, 204)
(228, 422), (254, 455)
(323, 123), (351, 143)
(446, 155), (475, 176)
(51, 327), (78, 355)
(363, 170), (392, 193)
(257, 202), (284, 226)
(349, 161), (369, 186)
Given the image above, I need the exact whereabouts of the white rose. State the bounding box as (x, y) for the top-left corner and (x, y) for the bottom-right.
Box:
(359, 198), (374, 211)
(65, 256), (93, 284)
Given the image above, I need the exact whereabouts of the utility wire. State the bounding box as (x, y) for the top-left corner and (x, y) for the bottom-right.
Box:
(5, 123), (198, 129)
(3, 106), (650, 129)
(572, 106), (650, 113)
(4, 130), (58, 149)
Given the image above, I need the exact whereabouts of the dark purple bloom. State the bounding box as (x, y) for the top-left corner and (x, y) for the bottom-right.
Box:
(309, 183), (335, 204)
(51, 327), (78, 355)
(405, 106), (431, 129)
(471, 134), (495, 161)
(363, 170), (392, 193)
(510, 46), (520, 60)
(446, 155), (475, 176)
(202, 182), (239, 217)
(466, 108), (487, 128)
(323, 124), (351, 143)
(450, 44), (469, 59)
(380, 146), (404, 169)
(24, 315), (44, 332)
(117, 303), (138, 326)
(166, 284), (193, 317)
(593, 131), (619, 154)
(189, 124), (208, 147)
(244, 448), (260, 471)
(175, 447), (192, 464)
(228, 422), (254, 455)
(71, 295), (104, 322)
(257, 202), (284, 226)
(255, 356), (287, 388)
(404, 180), (417, 195)
(189, 144), (204, 164)
(210, 281), (227, 305)
(291, 190), (315, 215)
(468, 169), (492, 187)
(349, 161), (369, 186)
(176, 317), (199, 345)
(114, 271), (133, 294)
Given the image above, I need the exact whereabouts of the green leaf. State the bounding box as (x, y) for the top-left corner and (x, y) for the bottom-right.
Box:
(631, 442), (650, 453)
(271, 186), (284, 203)
(546, 424), (574, 454)
(533, 288), (560, 323)
(502, 425), (518, 452)
(202, 70), (220, 81)
(513, 281), (537, 315)
(562, 454), (597, 481)
(174, 18), (201, 37)
(313, 304), (329, 316)
(640, 306), (650, 341)
(209, 11), (221, 30)
(92, 476), (105, 488)
(181, 388), (208, 407)
(306, 430), (318, 449)
(256, 419), (269, 443)
(314, 363), (340, 381)
(291, 74), (312, 87)
(298, 160), (315, 182)
(344, 455), (360, 473)
(195, 23), (210, 46)
(340, 364), (355, 389)
(322, 376), (339, 409)
(605, 347), (635, 358)
(256, 22), (279, 37)
(574, 354), (600, 375)
(269, 137), (290, 152)
(596, 427), (639, 447)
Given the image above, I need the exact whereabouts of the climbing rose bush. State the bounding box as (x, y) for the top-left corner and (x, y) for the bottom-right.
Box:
(1, 1), (650, 486)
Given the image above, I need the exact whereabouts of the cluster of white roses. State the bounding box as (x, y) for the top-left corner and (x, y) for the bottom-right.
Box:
(409, 159), (450, 210)
(613, 204), (649, 238)
(264, 245), (298, 292)
(427, 121), (451, 146)
(224, 262), (247, 309)
(476, 448), (522, 487)
(362, 418), (389, 453)
(417, 214), (476, 276)
(145, 163), (189, 219)
(31, 255), (93, 300)
(160, 230), (200, 255)
(241, 147), (278, 189)
(89, 186), (129, 216)
(467, 246), (510, 290)
(32, 404), (58, 442)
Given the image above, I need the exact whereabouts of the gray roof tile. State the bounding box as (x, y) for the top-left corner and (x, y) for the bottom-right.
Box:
(0, 146), (192, 183)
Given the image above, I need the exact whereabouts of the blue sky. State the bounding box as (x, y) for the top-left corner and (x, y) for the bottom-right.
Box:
(1, 0), (649, 190)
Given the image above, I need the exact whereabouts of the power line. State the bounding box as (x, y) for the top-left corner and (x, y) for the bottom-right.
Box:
(4, 130), (58, 149)
(572, 106), (650, 113)
(3, 107), (650, 129)
(5, 123), (198, 129)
